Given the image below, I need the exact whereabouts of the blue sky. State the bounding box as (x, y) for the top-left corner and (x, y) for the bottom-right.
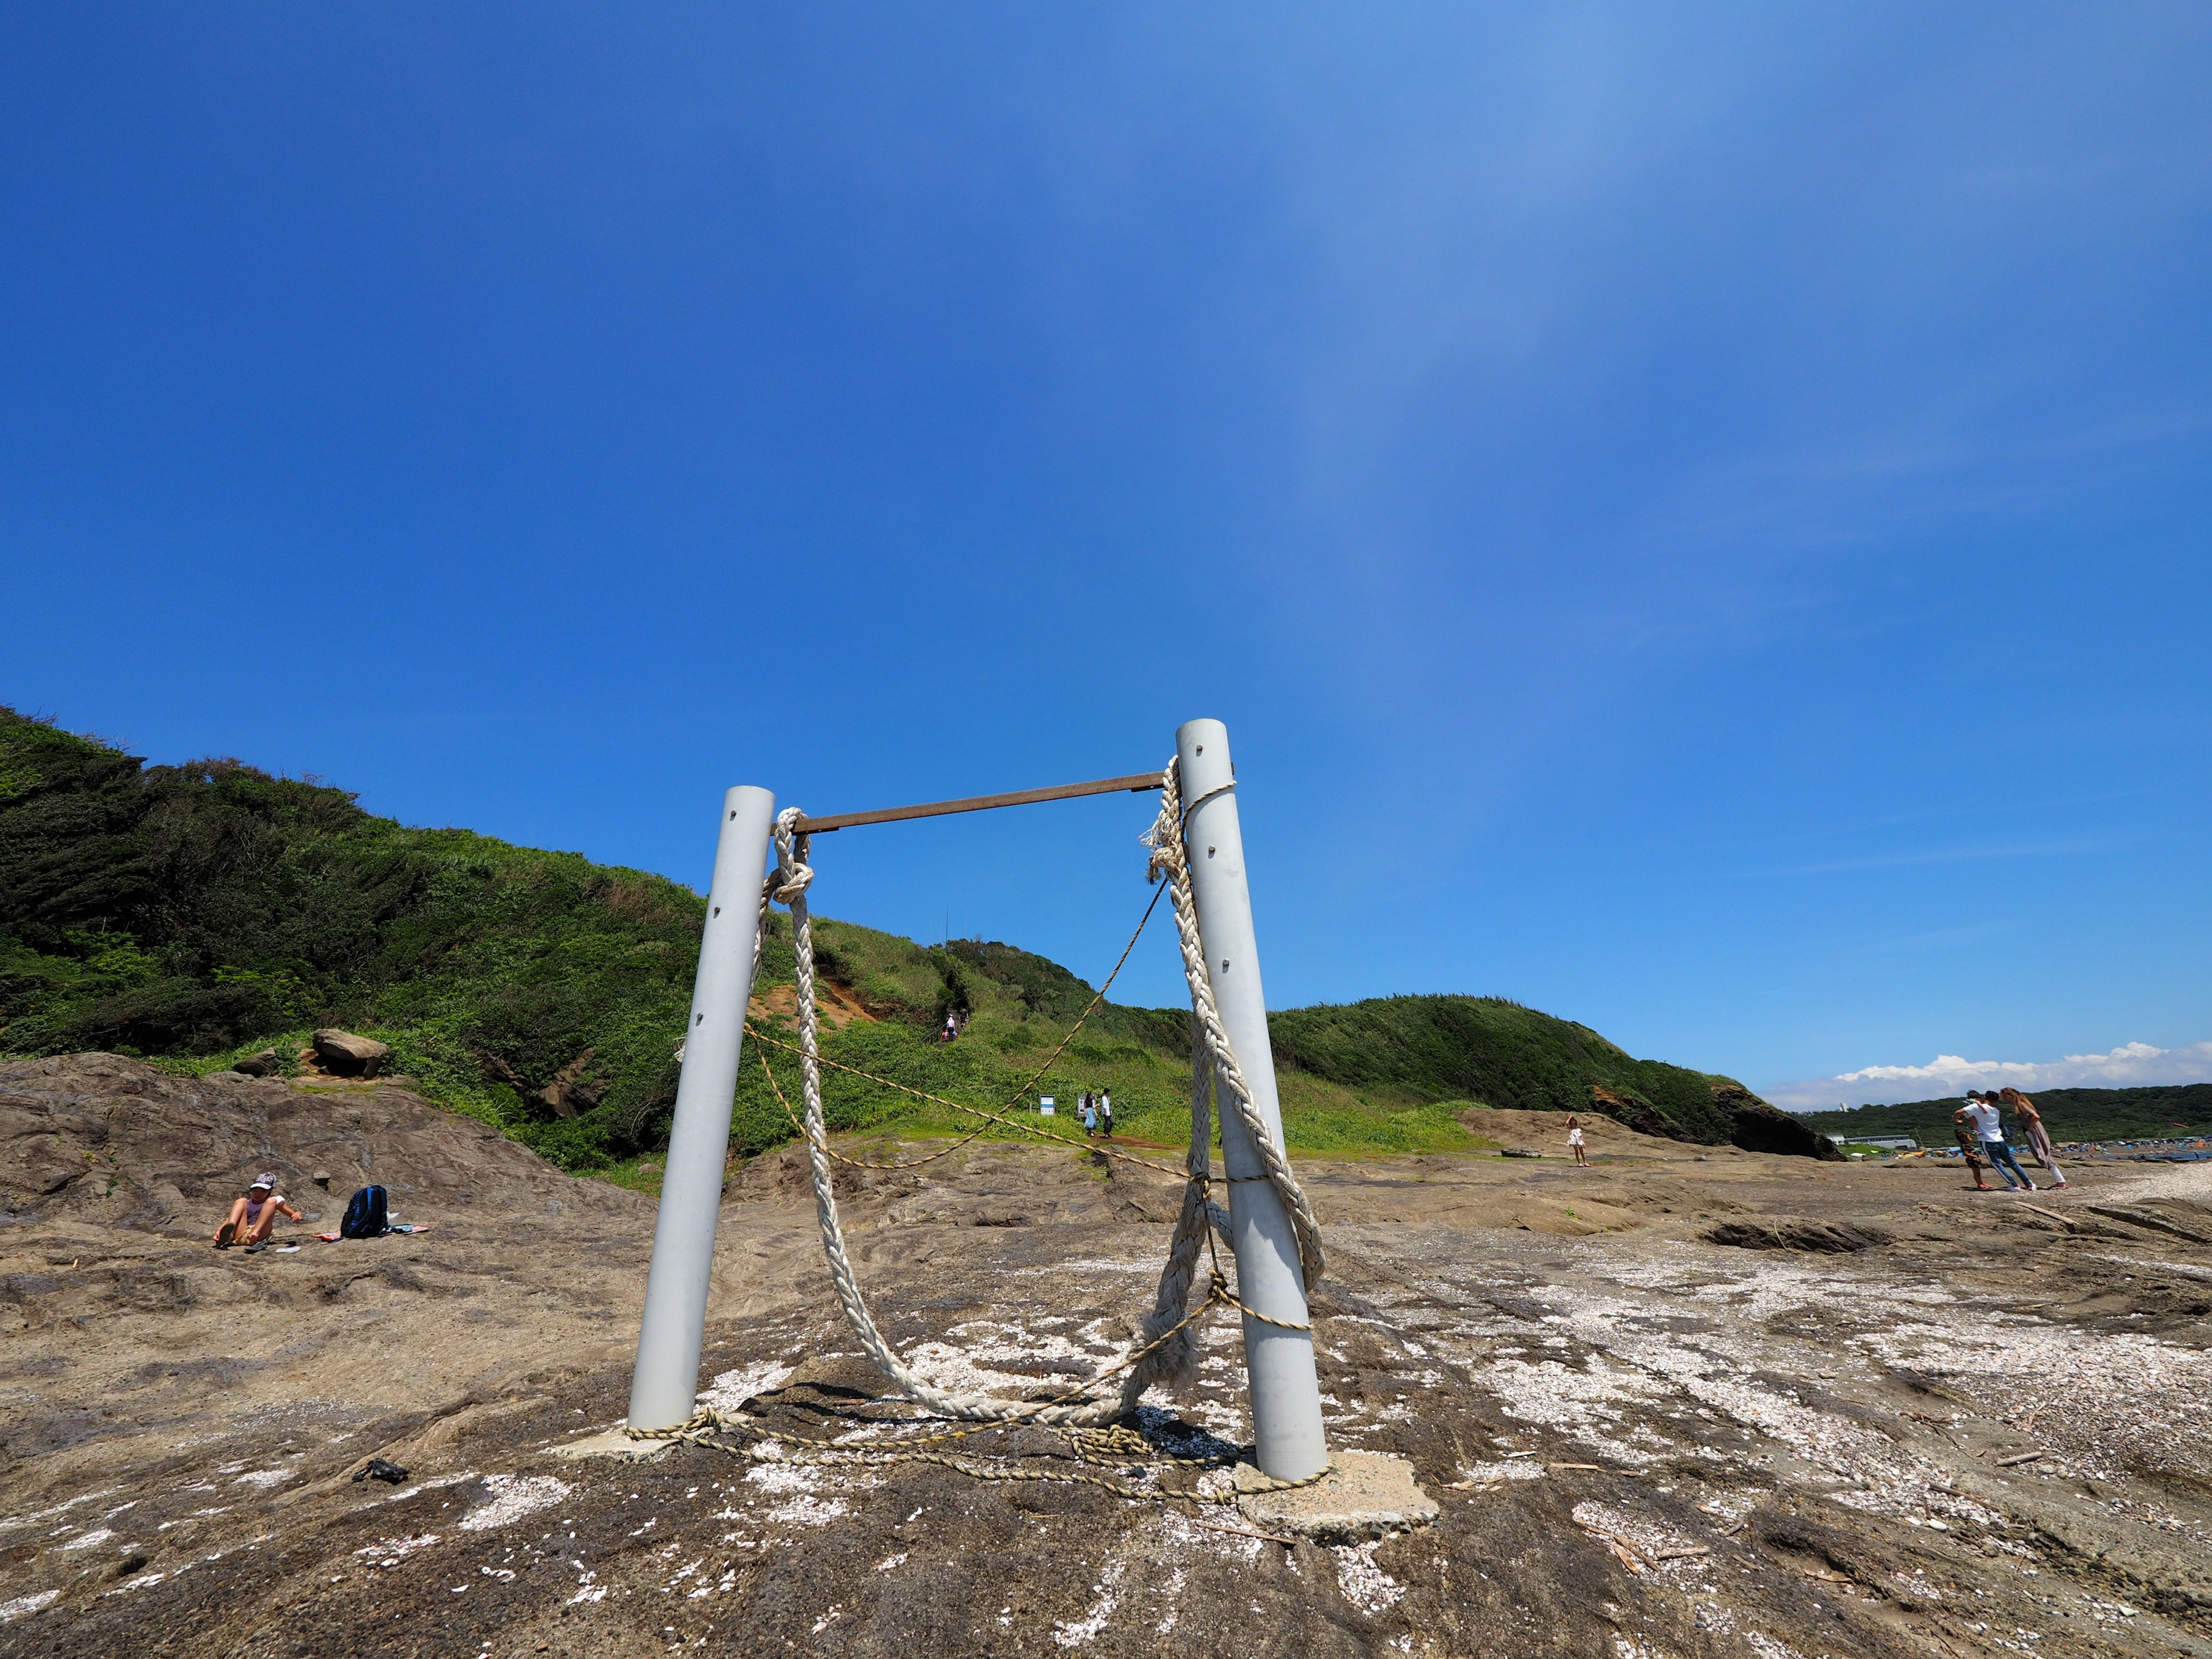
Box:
(4, 5), (2208, 1107)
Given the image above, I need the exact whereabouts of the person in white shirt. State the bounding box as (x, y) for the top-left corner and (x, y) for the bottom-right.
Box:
(1954, 1093), (2035, 1191)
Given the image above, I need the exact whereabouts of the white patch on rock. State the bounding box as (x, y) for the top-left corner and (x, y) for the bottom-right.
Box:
(1414, 1245), (2203, 1533)
(698, 1361), (796, 1414)
(1052, 1556), (1126, 1646)
(1026, 1258), (1153, 1275)
(744, 1462), (817, 1497)
(0, 1589), (60, 1623)
(1459, 1459), (1547, 1483)
(1332, 1541), (1406, 1615)
(1484, 1353), (1669, 1452)
(459, 1474), (571, 1533)
(764, 1494), (847, 1527)
(357, 1533), (441, 1566)
(1, 1487), (125, 1532)
(904, 1320), (1108, 1399)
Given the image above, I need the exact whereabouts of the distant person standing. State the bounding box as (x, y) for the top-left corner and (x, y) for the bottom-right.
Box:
(2001, 1087), (2066, 1188)
(1099, 1090), (1113, 1138)
(1957, 1092), (2035, 1191)
(1566, 1115), (1589, 1166)
(1080, 1093), (1097, 1136)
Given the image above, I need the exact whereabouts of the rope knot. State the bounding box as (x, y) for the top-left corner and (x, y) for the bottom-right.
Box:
(770, 807), (815, 903)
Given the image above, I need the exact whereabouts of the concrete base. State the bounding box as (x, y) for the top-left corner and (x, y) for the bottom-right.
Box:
(1234, 1449), (1439, 1543)
(549, 1428), (672, 1461)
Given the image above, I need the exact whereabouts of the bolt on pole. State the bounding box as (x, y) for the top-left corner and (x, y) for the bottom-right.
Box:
(628, 785), (777, 1431)
(1176, 719), (1330, 1482)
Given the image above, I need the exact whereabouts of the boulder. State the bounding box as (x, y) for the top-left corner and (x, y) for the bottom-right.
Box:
(312, 1029), (390, 1078)
(232, 1049), (281, 1078)
(1717, 1087), (1843, 1161)
(1705, 1217), (1892, 1253)
(477, 1051), (528, 1090)
(533, 1049), (605, 1120)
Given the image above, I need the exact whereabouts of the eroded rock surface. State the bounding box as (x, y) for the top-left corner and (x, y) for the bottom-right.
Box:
(2, 1055), (2209, 1658)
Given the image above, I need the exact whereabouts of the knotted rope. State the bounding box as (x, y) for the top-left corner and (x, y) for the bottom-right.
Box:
(757, 756), (1323, 1428)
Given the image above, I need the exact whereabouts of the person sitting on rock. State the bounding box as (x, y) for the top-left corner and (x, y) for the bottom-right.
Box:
(215, 1173), (301, 1249)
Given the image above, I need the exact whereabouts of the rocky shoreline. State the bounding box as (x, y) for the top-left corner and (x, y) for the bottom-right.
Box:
(3, 1055), (2208, 1656)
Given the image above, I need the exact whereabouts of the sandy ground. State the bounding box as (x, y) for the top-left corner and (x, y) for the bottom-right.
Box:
(3, 1056), (2210, 1658)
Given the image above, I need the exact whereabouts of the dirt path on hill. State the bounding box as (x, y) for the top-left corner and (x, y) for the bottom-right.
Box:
(3, 1056), (2210, 1658)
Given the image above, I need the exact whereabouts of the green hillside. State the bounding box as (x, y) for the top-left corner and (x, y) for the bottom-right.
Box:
(1270, 996), (1744, 1140)
(1799, 1085), (2212, 1148)
(0, 707), (1806, 1168)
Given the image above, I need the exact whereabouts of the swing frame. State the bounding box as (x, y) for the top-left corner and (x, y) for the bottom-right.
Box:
(623, 720), (1329, 1481)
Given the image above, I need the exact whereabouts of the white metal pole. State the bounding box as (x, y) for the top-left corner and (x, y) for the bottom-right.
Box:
(1175, 719), (1328, 1481)
(628, 784), (777, 1431)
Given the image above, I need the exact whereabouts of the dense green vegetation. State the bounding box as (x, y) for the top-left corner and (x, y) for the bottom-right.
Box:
(1799, 1085), (2212, 1147)
(1268, 995), (1748, 1141)
(1, 707), (1771, 1168)
(0, 708), (723, 1165)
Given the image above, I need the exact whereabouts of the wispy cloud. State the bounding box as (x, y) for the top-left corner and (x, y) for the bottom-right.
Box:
(1766, 1040), (2212, 1112)
(1747, 836), (2139, 878)
(1838, 919), (2015, 959)
(1742, 786), (2168, 854)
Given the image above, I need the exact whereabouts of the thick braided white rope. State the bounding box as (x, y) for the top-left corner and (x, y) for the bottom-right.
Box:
(772, 808), (1215, 1425)
(1142, 763), (1327, 1287)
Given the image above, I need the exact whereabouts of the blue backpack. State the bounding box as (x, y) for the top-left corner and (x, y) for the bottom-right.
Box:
(340, 1185), (389, 1239)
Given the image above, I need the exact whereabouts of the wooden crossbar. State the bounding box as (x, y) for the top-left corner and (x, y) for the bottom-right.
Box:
(791, 771), (1162, 835)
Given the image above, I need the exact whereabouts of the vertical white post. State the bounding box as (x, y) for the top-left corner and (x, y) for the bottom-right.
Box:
(628, 785), (777, 1431)
(1176, 719), (1328, 1481)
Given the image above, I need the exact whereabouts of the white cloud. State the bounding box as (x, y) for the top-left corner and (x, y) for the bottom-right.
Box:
(1766, 1040), (2212, 1112)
